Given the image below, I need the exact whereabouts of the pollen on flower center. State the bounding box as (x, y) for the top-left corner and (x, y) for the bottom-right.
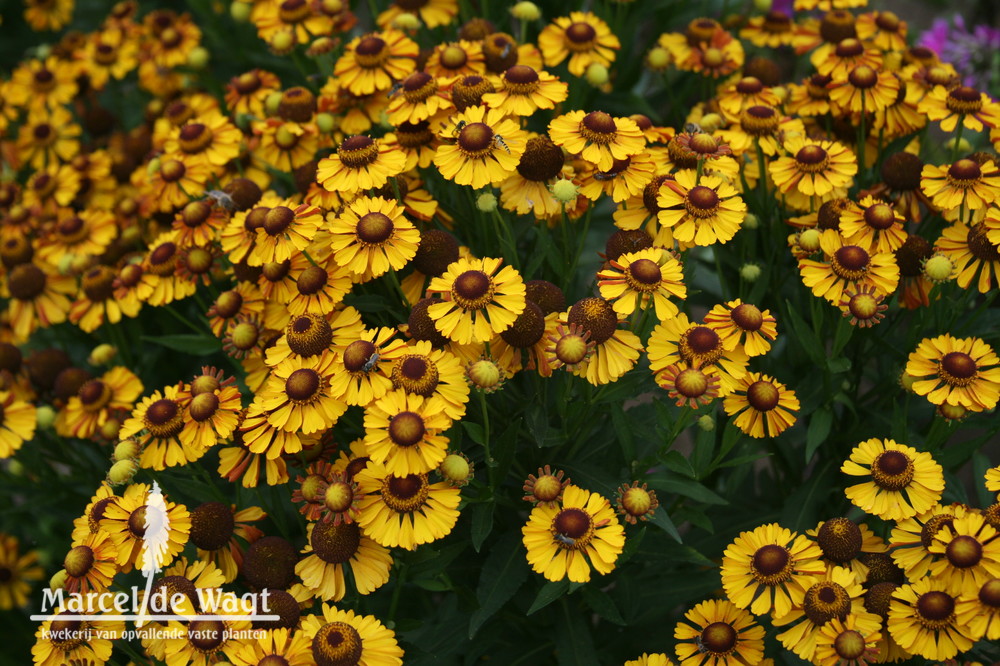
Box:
(832, 245), (870, 280)
(144, 398), (183, 437)
(355, 35), (389, 67)
(863, 203), (896, 230)
(287, 314), (333, 357)
(683, 326), (722, 359)
(504, 65), (540, 94)
(311, 521), (361, 564)
(313, 621), (363, 666)
(78, 379), (112, 409)
(848, 65), (877, 88)
(834, 629), (867, 660)
(871, 450), (914, 490)
(382, 473), (430, 512)
(803, 581), (851, 625)
(675, 368), (710, 398)
(579, 111), (617, 144)
(795, 145), (830, 172)
(750, 544), (791, 584)
(338, 135), (379, 168)
(452, 270), (494, 308)
(441, 45), (468, 69)
(940, 351), (977, 385)
(946, 86), (984, 114)
(948, 158), (981, 183)
(179, 123), (213, 153)
(979, 579), (1000, 607)
(967, 224), (1000, 262)
(389, 411), (426, 447)
(700, 622), (737, 654)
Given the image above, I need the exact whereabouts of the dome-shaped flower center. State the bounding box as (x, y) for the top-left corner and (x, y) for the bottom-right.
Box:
(389, 411), (426, 447)
(730, 303), (763, 331)
(144, 398), (183, 438)
(285, 368), (321, 402)
(848, 65), (877, 88)
(296, 266), (328, 296)
(64, 545), (95, 578)
(279, 0), (311, 23)
(863, 203), (896, 230)
(686, 186), (720, 215)
(625, 258), (662, 288)
(835, 38), (864, 57)
(179, 123), (213, 153)
(565, 22), (597, 46)
(675, 368), (710, 398)
(457, 122), (495, 154)
(834, 630), (866, 660)
(832, 245), (870, 280)
(916, 591), (955, 625)
(452, 270), (493, 307)
(871, 450), (914, 490)
(188, 620), (226, 652)
(516, 136), (565, 182)
(160, 159), (186, 183)
(746, 380), (780, 411)
(392, 355), (440, 396)
(382, 473), (430, 512)
(356, 212), (394, 244)
(736, 76), (764, 94)
(342, 340), (378, 373)
(580, 111), (617, 144)
(948, 158), (981, 182)
(214, 291), (244, 320)
(324, 481), (355, 513)
(567, 297), (618, 344)
(78, 379), (112, 409)
(127, 505), (149, 538)
(751, 544), (791, 583)
(338, 135), (378, 168)
(553, 507), (592, 543)
(685, 326), (721, 356)
(702, 48), (725, 68)
(940, 351), (977, 384)
(190, 501), (235, 550)
(817, 518), (862, 563)
(344, 457), (371, 482)
(311, 521), (361, 564)
(500, 301), (545, 348)
(48, 617), (86, 649)
(700, 622), (737, 654)
(945, 535), (983, 568)
(7, 264), (47, 301)
(264, 206), (295, 236)
(312, 621), (363, 666)
(355, 35), (389, 67)
(803, 581), (851, 625)
(979, 579), (1000, 607)
(504, 64), (539, 88)
(440, 45), (468, 69)
(689, 133), (719, 154)
(554, 333), (592, 366)
(795, 145), (829, 171)
(189, 392), (220, 423)
(287, 314), (333, 357)
(946, 86), (984, 114)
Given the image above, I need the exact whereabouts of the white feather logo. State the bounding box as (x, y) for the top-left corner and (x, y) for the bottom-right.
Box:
(135, 481), (170, 628)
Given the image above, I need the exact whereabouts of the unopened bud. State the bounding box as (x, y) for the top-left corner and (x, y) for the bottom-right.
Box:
(88, 344), (117, 366)
(316, 112), (336, 133)
(187, 46), (210, 70)
(697, 414), (715, 431)
(468, 359), (502, 391)
(114, 439), (141, 462)
(511, 1), (541, 21)
(108, 459), (139, 485)
(392, 13), (422, 31)
(551, 179), (578, 203)
(585, 63), (609, 87)
(230, 1), (252, 22)
(476, 192), (498, 212)
(647, 47), (671, 70)
(742, 212), (759, 230)
(439, 453), (473, 486)
(265, 91), (284, 117)
(739, 262), (761, 282)
(36, 405), (56, 430)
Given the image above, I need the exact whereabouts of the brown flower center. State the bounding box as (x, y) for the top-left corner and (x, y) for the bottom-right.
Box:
(700, 622), (737, 654)
(553, 507), (593, 547)
(311, 521), (361, 564)
(338, 135), (379, 168)
(746, 380), (780, 411)
(916, 591), (955, 627)
(285, 368), (322, 402)
(871, 450), (914, 490)
(452, 270), (494, 308)
(381, 473), (430, 512)
(940, 351), (977, 385)
(354, 35), (389, 67)
(948, 158), (981, 182)
(863, 203), (896, 230)
(6, 264), (46, 300)
(803, 581), (852, 625)
(834, 630), (867, 660)
(847, 65), (877, 89)
(579, 111), (617, 143)
(795, 145), (830, 171)
(343, 340), (378, 373)
(264, 206), (296, 236)
(457, 122), (495, 155)
(144, 398), (184, 438)
(625, 258), (662, 289)
(979, 579), (1000, 607)
(389, 411), (426, 447)
(945, 534), (983, 568)
(831, 245), (870, 280)
(312, 621), (363, 666)
(356, 212), (394, 244)
(946, 86), (984, 115)
(750, 544), (791, 584)
(188, 619), (226, 652)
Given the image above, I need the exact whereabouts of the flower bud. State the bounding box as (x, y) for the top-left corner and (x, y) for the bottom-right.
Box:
(946, 136), (972, 155)
(49, 569), (69, 591)
(476, 192), (498, 212)
(646, 47), (671, 71)
(7, 459), (24, 476)
(923, 253), (955, 282)
(36, 405), (56, 430)
(550, 179), (578, 202)
(742, 212), (759, 230)
(439, 453), (473, 486)
(265, 91), (284, 117)
(114, 439), (141, 462)
(739, 263), (761, 282)
(316, 112), (336, 133)
(752, 0), (772, 10)
(699, 113), (723, 133)
(108, 459), (139, 485)
(230, 1), (252, 22)
(585, 63), (609, 87)
(697, 414), (715, 431)
(899, 370), (917, 392)
(511, 1), (541, 21)
(88, 343), (117, 366)
(187, 46), (210, 69)
(100, 418), (122, 440)
(392, 13), (422, 30)
(468, 359), (502, 391)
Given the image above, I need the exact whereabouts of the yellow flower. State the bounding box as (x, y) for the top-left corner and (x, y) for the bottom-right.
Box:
(596, 248), (686, 320)
(0, 390), (38, 459)
(57, 367), (142, 440)
(798, 230), (899, 305)
(334, 30), (419, 96)
(813, 613), (883, 666)
(329, 196), (420, 280)
(905, 334), (1000, 412)
(434, 106), (527, 188)
(295, 520), (393, 601)
(317, 134), (407, 195)
(770, 137), (857, 208)
(841, 439), (944, 521)
(425, 257), (526, 345)
(723, 372), (799, 439)
(648, 312), (749, 395)
(703, 300), (777, 357)
(300, 604), (404, 666)
(99, 482), (190, 573)
(549, 110), (645, 171)
(481, 65), (568, 117)
(887, 577), (974, 660)
(674, 599), (765, 666)
(522, 484), (625, 583)
(918, 84), (1000, 133)
(720, 523), (825, 618)
(538, 12), (620, 77)
(364, 389), (452, 476)
(0, 533), (43, 610)
(656, 171), (747, 245)
(377, 0), (457, 29)
(927, 511), (1000, 591)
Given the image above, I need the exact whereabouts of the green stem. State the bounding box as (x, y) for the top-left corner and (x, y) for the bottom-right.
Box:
(385, 267), (409, 309)
(478, 390), (493, 484)
(490, 206), (520, 270)
(858, 95), (867, 184)
(161, 304), (206, 335)
(388, 559), (407, 623)
(951, 122), (965, 163)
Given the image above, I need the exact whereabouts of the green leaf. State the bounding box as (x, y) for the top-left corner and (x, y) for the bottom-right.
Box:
(555, 599), (600, 666)
(832, 317), (854, 355)
(648, 506), (683, 543)
(661, 450), (697, 478)
(805, 407), (833, 462)
(140, 334), (220, 355)
(784, 299), (825, 366)
(462, 421), (485, 445)
(646, 474), (727, 505)
(581, 586), (626, 626)
(780, 461), (835, 531)
(468, 530), (530, 638)
(617, 525), (646, 566)
(527, 580), (569, 615)
(412, 578), (452, 592)
(344, 294), (388, 312)
(525, 407), (551, 447)
(827, 357), (852, 374)
(672, 504), (714, 533)
(611, 405), (636, 463)
(470, 502), (494, 553)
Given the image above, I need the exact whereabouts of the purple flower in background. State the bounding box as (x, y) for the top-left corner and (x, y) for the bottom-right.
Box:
(918, 15), (1000, 89)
